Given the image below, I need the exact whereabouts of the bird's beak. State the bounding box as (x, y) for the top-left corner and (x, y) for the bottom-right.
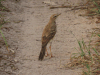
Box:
(57, 13), (61, 16)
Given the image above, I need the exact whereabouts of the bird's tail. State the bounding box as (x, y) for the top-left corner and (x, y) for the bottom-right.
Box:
(38, 46), (46, 61)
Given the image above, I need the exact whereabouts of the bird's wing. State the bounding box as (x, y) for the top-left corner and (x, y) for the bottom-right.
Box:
(42, 28), (56, 47)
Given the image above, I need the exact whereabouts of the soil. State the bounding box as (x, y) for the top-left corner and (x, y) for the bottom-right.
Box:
(0, 0), (99, 75)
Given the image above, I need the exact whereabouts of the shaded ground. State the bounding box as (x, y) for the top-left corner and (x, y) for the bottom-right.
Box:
(0, 0), (99, 75)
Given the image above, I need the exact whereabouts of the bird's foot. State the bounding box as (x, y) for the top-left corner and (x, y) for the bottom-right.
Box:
(50, 55), (55, 58)
(45, 53), (49, 57)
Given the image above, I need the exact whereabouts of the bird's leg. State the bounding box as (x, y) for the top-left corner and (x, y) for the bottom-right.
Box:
(49, 42), (53, 58)
(45, 48), (49, 57)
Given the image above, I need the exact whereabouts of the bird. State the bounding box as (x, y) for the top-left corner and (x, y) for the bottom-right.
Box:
(38, 13), (61, 61)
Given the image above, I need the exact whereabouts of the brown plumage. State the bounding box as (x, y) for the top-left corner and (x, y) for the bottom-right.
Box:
(39, 13), (61, 61)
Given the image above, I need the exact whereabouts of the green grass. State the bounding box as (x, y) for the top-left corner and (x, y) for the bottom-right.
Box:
(0, 0), (10, 12)
(67, 1), (100, 74)
(86, 0), (100, 16)
(83, 64), (91, 75)
(0, 19), (9, 51)
(77, 37), (99, 75)
(0, 0), (10, 51)
(67, 32), (100, 75)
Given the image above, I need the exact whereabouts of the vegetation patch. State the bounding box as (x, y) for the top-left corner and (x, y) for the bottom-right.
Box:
(0, 0), (10, 12)
(0, 0), (19, 75)
(65, 1), (100, 75)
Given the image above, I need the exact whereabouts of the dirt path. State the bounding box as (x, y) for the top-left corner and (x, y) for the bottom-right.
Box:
(11, 0), (98, 75)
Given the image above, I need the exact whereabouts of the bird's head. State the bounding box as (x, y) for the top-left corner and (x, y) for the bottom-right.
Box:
(50, 13), (61, 21)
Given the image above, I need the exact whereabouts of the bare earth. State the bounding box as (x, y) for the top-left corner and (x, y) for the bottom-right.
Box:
(2, 0), (99, 75)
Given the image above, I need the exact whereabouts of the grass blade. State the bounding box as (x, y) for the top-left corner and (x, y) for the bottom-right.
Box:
(93, 48), (99, 55)
(0, 19), (9, 51)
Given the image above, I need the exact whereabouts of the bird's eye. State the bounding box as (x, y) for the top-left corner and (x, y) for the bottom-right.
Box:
(54, 16), (57, 17)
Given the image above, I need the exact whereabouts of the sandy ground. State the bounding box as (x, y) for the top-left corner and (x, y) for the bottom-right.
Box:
(1, 0), (99, 75)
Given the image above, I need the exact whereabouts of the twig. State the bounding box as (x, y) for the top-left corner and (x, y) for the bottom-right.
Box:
(50, 5), (72, 9)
